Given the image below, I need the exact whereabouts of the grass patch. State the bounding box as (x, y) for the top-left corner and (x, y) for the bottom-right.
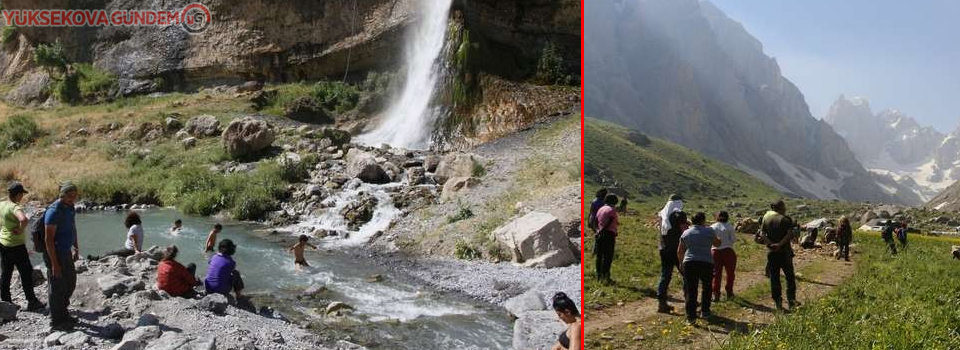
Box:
(447, 202), (475, 224)
(0, 115), (42, 159)
(454, 241), (482, 260)
(722, 233), (960, 349)
(260, 81), (361, 117)
(1, 26), (15, 44)
(74, 63), (118, 102)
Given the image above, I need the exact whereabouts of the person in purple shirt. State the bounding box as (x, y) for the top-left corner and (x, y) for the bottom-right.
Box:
(204, 239), (244, 299)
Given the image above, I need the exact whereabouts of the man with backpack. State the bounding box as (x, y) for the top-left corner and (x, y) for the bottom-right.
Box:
(43, 183), (81, 330)
(880, 221), (898, 255)
(0, 182), (45, 311)
(759, 200), (800, 311)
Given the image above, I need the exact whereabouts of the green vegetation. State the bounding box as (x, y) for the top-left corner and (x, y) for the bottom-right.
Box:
(447, 202), (475, 223)
(534, 41), (571, 85)
(260, 81), (363, 117)
(74, 63), (118, 102)
(453, 241), (482, 260)
(33, 40), (68, 73)
(1, 25), (15, 44)
(471, 157), (486, 178)
(0, 115), (42, 158)
(723, 233), (960, 350)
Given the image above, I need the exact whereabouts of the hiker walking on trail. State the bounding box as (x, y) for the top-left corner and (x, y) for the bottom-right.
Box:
(657, 210), (688, 313)
(896, 222), (908, 250)
(594, 195), (620, 283)
(44, 183), (81, 330)
(836, 216), (853, 262)
(881, 221), (898, 255)
(710, 211), (737, 301)
(677, 212), (720, 324)
(0, 182), (45, 312)
(656, 194), (684, 236)
(759, 200), (800, 311)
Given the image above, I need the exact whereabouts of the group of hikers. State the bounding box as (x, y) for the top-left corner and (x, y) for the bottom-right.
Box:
(0, 181), (299, 330)
(587, 188), (906, 325)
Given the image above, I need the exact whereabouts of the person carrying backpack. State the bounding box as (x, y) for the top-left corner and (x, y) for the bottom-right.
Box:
(44, 183), (82, 330)
(595, 194), (620, 284)
(0, 182), (45, 311)
(881, 221), (898, 255)
(896, 222), (908, 250)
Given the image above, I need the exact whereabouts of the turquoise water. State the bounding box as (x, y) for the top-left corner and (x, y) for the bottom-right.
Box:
(69, 208), (512, 350)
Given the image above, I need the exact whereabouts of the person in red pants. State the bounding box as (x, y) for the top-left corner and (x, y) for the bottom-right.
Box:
(710, 211), (737, 301)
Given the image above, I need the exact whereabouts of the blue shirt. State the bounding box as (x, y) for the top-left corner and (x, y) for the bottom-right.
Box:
(43, 200), (76, 252)
(204, 253), (236, 294)
(680, 225), (717, 264)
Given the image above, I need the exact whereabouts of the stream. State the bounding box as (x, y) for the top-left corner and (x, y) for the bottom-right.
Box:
(72, 208), (513, 350)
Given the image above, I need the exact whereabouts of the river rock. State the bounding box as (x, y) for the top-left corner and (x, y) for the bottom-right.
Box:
(492, 211), (578, 268)
(406, 166), (426, 185)
(340, 193), (379, 229)
(222, 116), (275, 158)
(435, 153), (482, 184)
(440, 177), (481, 201)
(345, 149), (390, 184)
(503, 290), (547, 318)
(185, 115), (221, 138)
(45, 331), (66, 346)
(111, 340), (146, 350)
(146, 332), (216, 350)
(98, 274), (146, 296)
(59, 331), (91, 347)
(101, 321), (125, 339)
(0, 301), (16, 321)
(137, 313), (160, 326)
(122, 325), (162, 343)
(424, 155), (441, 173)
(197, 293), (229, 314)
(301, 284), (327, 299)
(325, 301), (353, 314)
(513, 310), (565, 350)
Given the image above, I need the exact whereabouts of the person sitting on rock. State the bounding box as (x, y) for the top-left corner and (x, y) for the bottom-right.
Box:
(92, 211), (144, 260)
(156, 245), (200, 298)
(170, 219), (183, 235)
(204, 223), (223, 253)
(205, 239), (244, 299)
(550, 292), (581, 350)
(288, 235), (318, 269)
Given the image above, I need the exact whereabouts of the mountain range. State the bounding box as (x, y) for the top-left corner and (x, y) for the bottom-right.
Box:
(824, 95), (960, 203)
(584, 0), (922, 205)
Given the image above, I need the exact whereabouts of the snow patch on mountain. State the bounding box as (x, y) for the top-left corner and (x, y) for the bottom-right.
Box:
(767, 151), (845, 200)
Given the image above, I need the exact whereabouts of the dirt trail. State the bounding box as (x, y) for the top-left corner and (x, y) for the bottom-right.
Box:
(585, 247), (857, 349)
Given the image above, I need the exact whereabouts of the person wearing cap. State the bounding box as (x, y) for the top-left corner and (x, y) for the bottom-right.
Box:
(204, 239), (244, 299)
(0, 182), (45, 311)
(43, 182), (81, 330)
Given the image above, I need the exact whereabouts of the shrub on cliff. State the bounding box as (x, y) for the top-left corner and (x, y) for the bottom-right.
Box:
(0, 115), (42, 158)
(534, 41), (571, 85)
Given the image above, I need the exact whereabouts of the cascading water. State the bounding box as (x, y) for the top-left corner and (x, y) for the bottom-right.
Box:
(359, 0), (454, 150)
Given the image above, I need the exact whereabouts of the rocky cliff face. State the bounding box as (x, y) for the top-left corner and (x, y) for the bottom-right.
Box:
(825, 95), (959, 202)
(584, 0), (919, 205)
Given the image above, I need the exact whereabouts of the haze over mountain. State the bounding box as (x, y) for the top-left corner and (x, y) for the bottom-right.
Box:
(584, 0), (921, 205)
(824, 95), (960, 203)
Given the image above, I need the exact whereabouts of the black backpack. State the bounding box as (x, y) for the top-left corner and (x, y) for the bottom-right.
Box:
(30, 209), (47, 253)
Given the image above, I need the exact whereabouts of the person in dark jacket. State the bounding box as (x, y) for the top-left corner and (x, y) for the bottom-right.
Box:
(657, 211), (688, 313)
(759, 200), (800, 311)
(881, 221), (898, 255)
(836, 216), (853, 262)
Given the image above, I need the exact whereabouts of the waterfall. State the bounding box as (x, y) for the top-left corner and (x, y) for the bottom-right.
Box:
(359, 0), (454, 150)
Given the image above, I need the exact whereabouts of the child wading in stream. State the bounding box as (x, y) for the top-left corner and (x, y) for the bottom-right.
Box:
(204, 223), (223, 253)
(289, 235), (318, 269)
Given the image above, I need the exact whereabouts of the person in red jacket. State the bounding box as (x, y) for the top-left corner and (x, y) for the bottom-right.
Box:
(156, 245), (200, 298)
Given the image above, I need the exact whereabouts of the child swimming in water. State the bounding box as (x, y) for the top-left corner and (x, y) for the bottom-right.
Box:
(288, 235), (318, 268)
(170, 219), (183, 235)
(204, 224), (223, 252)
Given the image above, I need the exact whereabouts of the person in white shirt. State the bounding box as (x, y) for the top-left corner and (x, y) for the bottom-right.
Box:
(709, 211), (737, 301)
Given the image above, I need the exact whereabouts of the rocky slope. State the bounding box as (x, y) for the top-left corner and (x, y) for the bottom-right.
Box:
(584, 0), (917, 205)
(824, 95), (960, 202)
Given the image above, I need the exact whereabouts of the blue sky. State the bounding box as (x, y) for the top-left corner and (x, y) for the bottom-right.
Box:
(708, 0), (960, 132)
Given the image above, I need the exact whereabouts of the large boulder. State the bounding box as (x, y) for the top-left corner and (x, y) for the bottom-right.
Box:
(121, 326), (162, 344)
(503, 290), (547, 318)
(3, 71), (51, 106)
(340, 192), (379, 229)
(197, 293), (229, 315)
(345, 149), (390, 184)
(513, 310), (565, 350)
(222, 117), (275, 158)
(440, 177), (481, 201)
(98, 274), (145, 297)
(185, 115), (221, 138)
(406, 166), (426, 185)
(146, 333), (216, 350)
(492, 211), (578, 268)
(434, 153), (483, 184)
(284, 96), (333, 124)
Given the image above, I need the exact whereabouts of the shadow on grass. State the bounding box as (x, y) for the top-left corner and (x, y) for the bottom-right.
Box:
(797, 275), (837, 287)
